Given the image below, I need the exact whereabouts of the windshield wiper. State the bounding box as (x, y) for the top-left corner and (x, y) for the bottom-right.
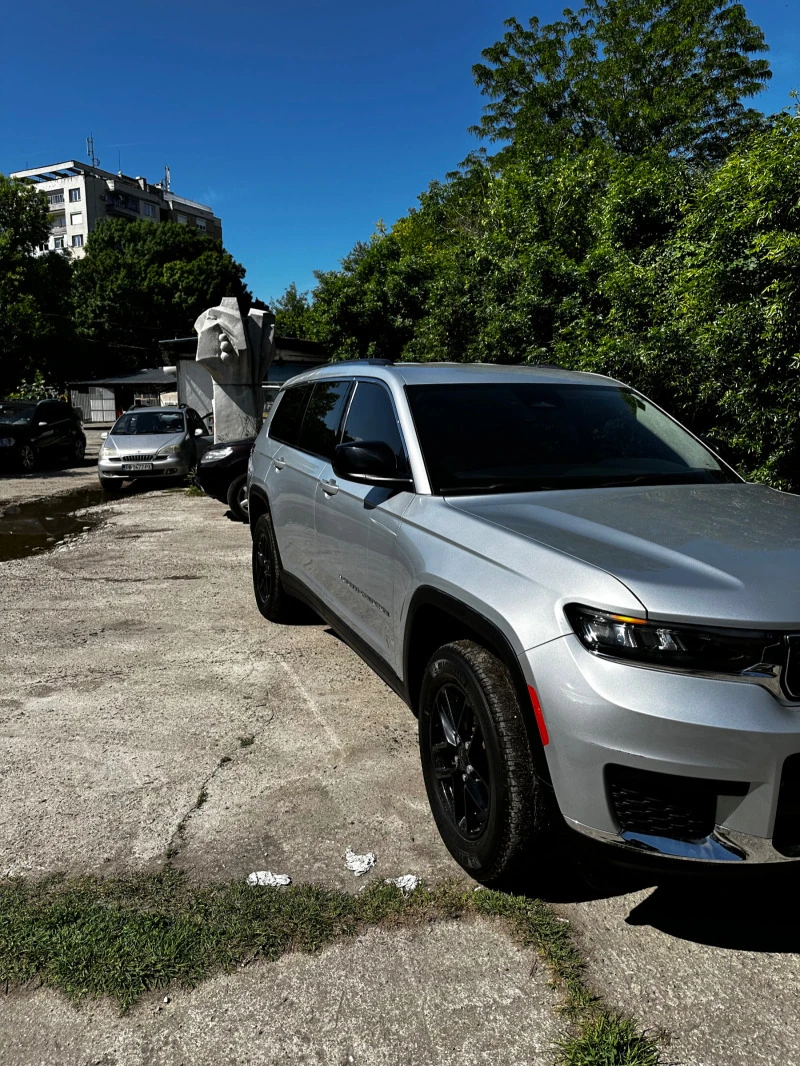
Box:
(587, 471), (731, 489)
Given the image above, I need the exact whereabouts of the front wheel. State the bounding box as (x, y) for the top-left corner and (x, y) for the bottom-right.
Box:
(227, 473), (249, 522)
(418, 639), (553, 886)
(18, 443), (36, 472)
(98, 474), (124, 494)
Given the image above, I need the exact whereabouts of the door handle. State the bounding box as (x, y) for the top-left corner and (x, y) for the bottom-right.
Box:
(321, 478), (339, 496)
(273, 457), (286, 470)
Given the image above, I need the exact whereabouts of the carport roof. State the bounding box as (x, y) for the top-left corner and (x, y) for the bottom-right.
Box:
(68, 367), (177, 388)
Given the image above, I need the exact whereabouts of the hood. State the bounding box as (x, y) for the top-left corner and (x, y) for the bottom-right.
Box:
(447, 483), (800, 628)
(105, 431), (186, 454)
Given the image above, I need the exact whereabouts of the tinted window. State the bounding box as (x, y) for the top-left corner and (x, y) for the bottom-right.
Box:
(297, 380), (351, 459)
(268, 384), (312, 446)
(342, 381), (408, 473)
(406, 382), (738, 495)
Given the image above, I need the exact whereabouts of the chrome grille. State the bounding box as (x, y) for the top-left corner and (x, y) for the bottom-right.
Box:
(122, 453), (156, 461)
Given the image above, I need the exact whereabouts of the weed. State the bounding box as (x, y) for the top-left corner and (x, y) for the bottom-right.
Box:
(239, 735), (255, 748)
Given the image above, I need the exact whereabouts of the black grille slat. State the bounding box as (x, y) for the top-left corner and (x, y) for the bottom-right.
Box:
(773, 753), (800, 856)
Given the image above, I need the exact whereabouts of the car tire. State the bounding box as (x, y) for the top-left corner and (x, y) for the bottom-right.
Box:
(98, 474), (124, 494)
(71, 437), (86, 465)
(227, 474), (249, 523)
(252, 512), (296, 622)
(18, 443), (36, 473)
(418, 639), (553, 886)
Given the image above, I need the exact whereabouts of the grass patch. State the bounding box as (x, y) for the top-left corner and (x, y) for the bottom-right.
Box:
(0, 870), (664, 1063)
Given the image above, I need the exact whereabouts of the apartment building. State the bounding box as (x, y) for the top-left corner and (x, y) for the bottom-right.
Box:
(9, 160), (222, 257)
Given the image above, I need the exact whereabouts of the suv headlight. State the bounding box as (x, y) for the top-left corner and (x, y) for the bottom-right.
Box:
(158, 443), (184, 457)
(200, 446), (233, 464)
(565, 604), (783, 677)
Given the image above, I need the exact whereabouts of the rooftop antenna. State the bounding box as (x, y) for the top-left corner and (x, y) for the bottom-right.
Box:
(164, 164), (171, 192)
(86, 134), (100, 168)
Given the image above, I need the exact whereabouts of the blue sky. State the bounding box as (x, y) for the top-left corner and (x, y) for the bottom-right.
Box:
(2, 0), (798, 305)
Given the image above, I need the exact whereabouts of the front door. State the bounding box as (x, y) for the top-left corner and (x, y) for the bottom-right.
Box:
(314, 380), (414, 658)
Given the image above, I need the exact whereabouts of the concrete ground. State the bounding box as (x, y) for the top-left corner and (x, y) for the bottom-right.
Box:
(1, 482), (799, 1063)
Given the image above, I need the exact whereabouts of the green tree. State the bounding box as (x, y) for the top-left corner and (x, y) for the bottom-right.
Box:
(471, 1), (771, 163)
(272, 282), (318, 339)
(71, 218), (251, 374)
(0, 175), (71, 394)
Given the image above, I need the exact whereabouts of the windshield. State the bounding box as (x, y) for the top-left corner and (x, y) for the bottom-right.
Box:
(0, 402), (36, 425)
(406, 382), (739, 495)
(111, 411), (186, 436)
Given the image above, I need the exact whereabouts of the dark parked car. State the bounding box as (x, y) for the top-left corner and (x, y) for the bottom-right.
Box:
(0, 399), (86, 472)
(197, 437), (254, 521)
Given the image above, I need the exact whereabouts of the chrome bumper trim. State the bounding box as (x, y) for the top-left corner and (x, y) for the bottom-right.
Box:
(565, 817), (797, 864)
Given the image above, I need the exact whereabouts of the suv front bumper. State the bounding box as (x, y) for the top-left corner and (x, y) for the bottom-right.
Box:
(522, 634), (800, 864)
(98, 455), (190, 479)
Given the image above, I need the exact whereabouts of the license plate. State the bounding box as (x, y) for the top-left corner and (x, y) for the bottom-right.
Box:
(122, 463), (153, 472)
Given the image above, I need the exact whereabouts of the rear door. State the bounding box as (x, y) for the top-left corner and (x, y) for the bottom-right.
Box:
(265, 379), (351, 581)
(314, 379), (413, 657)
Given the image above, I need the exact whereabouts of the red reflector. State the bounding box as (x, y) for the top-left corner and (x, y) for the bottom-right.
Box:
(528, 686), (549, 746)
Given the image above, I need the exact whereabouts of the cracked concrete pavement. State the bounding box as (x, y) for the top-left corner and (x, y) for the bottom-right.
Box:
(2, 483), (800, 1064)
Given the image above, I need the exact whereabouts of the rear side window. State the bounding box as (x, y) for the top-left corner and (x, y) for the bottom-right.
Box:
(341, 381), (408, 473)
(297, 380), (351, 459)
(268, 384), (312, 446)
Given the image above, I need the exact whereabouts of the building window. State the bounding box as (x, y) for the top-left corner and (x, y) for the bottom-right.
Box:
(176, 213), (187, 224)
(70, 211), (83, 226)
(196, 217), (207, 231)
(143, 202), (156, 217)
(38, 242), (49, 252)
(51, 215), (66, 230)
(71, 234), (84, 248)
(54, 237), (64, 249)
(47, 191), (64, 205)
(68, 188), (81, 202)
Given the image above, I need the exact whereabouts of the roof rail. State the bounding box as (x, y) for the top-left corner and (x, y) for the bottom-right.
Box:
(323, 357), (394, 367)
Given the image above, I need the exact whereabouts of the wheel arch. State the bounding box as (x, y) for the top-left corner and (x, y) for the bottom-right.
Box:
(403, 587), (551, 781)
(248, 483), (270, 536)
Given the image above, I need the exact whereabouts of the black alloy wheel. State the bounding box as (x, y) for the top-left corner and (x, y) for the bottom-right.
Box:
(419, 639), (553, 886)
(429, 682), (492, 839)
(72, 437), (86, 464)
(227, 473), (249, 523)
(18, 444), (36, 472)
(252, 512), (294, 622)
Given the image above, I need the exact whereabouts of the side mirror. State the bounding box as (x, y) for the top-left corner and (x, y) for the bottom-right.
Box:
(194, 427), (204, 437)
(100, 431), (108, 440)
(333, 440), (414, 489)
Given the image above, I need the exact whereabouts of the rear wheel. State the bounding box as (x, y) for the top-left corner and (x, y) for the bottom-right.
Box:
(18, 443), (36, 473)
(71, 436), (86, 465)
(418, 639), (553, 886)
(252, 512), (296, 622)
(227, 474), (249, 522)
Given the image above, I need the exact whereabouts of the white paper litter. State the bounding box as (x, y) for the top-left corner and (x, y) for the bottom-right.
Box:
(384, 874), (420, 894)
(246, 871), (291, 887)
(345, 848), (376, 876)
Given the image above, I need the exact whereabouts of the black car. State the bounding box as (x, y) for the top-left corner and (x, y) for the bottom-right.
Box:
(196, 437), (254, 521)
(0, 399), (87, 473)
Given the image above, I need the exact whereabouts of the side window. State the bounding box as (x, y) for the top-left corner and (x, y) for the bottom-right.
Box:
(297, 380), (351, 460)
(341, 381), (408, 472)
(268, 384), (312, 446)
(42, 404), (63, 425)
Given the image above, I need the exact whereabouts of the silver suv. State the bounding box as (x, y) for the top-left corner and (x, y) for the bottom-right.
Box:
(248, 361), (800, 883)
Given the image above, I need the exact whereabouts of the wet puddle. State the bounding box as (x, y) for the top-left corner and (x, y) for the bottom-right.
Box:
(0, 486), (106, 563)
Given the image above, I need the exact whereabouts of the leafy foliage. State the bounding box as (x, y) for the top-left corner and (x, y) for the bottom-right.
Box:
(71, 218), (251, 376)
(471, 1), (771, 164)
